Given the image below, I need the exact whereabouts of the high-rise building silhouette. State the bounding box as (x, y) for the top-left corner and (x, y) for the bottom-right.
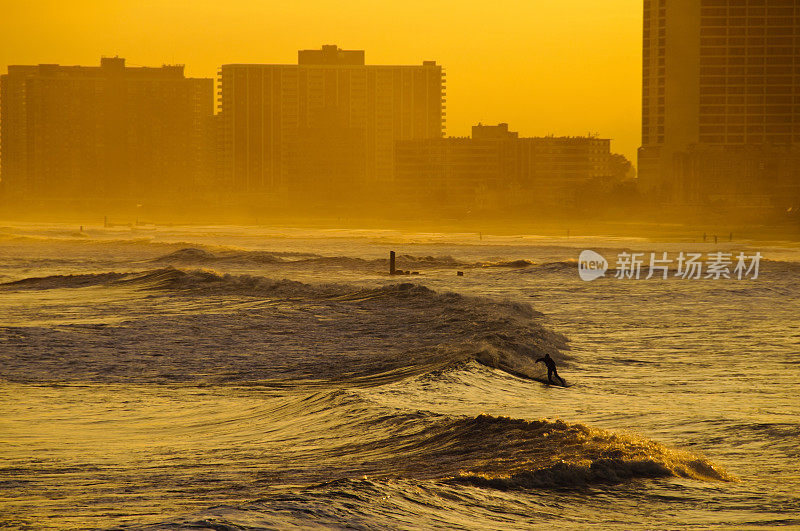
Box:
(639, 0), (800, 208)
(219, 45), (445, 201)
(0, 57), (213, 204)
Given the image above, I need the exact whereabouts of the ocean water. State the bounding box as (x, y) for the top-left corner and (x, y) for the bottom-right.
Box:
(0, 223), (798, 530)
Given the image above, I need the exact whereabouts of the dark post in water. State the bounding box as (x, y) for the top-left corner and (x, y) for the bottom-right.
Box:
(389, 251), (396, 275)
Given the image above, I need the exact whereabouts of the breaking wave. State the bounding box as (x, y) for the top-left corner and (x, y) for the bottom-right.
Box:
(127, 409), (733, 530)
(149, 247), (607, 276)
(152, 247), (467, 269)
(480, 259), (537, 268)
(2, 259), (738, 531)
(319, 409), (734, 486)
(443, 415), (733, 488)
(0, 268), (567, 385)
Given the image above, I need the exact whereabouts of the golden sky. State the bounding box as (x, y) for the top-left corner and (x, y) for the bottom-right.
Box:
(0, 0), (642, 164)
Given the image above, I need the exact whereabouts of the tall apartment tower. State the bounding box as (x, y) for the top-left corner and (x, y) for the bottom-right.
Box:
(219, 45), (445, 199)
(639, 0), (800, 205)
(0, 57), (213, 203)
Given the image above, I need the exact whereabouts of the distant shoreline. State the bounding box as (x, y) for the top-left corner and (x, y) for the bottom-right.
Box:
(1, 214), (798, 244)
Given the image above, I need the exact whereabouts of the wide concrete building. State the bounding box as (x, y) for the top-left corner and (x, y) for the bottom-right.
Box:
(0, 57), (213, 204)
(639, 0), (800, 208)
(396, 123), (629, 211)
(219, 45), (445, 202)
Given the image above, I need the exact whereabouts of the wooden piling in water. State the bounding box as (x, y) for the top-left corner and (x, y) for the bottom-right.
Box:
(390, 251), (396, 275)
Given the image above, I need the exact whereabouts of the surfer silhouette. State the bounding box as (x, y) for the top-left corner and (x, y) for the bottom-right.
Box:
(535, 353), (565, 386)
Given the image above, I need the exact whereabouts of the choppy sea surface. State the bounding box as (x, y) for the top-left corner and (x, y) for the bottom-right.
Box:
(0, 223), (798, 530)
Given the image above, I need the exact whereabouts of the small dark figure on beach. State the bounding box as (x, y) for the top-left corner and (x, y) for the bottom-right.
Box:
(535, 353), (566, 385)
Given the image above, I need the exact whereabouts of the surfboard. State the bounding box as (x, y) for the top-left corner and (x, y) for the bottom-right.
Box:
(498, 365), (571, 387)
(533, 376), (571, 388)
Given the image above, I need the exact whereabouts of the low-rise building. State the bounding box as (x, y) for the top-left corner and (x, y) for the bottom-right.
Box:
(396, 123), (630, 210)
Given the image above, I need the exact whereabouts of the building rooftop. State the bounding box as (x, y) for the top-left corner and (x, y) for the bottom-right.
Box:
(222, 46), (439, 68)
(6, 57), (190, 79)
(298, 45), (365, 65)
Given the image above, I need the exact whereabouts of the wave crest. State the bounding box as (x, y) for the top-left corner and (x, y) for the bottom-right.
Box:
(152, 247), (465, 269)
(1, 268), (567, 385)
(434, 415), (733, 488)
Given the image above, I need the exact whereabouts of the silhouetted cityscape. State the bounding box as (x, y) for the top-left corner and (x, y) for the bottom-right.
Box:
(0, 46), (636, 220)
(1, 2), (799, 224)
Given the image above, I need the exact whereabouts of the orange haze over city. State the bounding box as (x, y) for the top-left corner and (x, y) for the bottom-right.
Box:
(0, 0), (642, 163)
